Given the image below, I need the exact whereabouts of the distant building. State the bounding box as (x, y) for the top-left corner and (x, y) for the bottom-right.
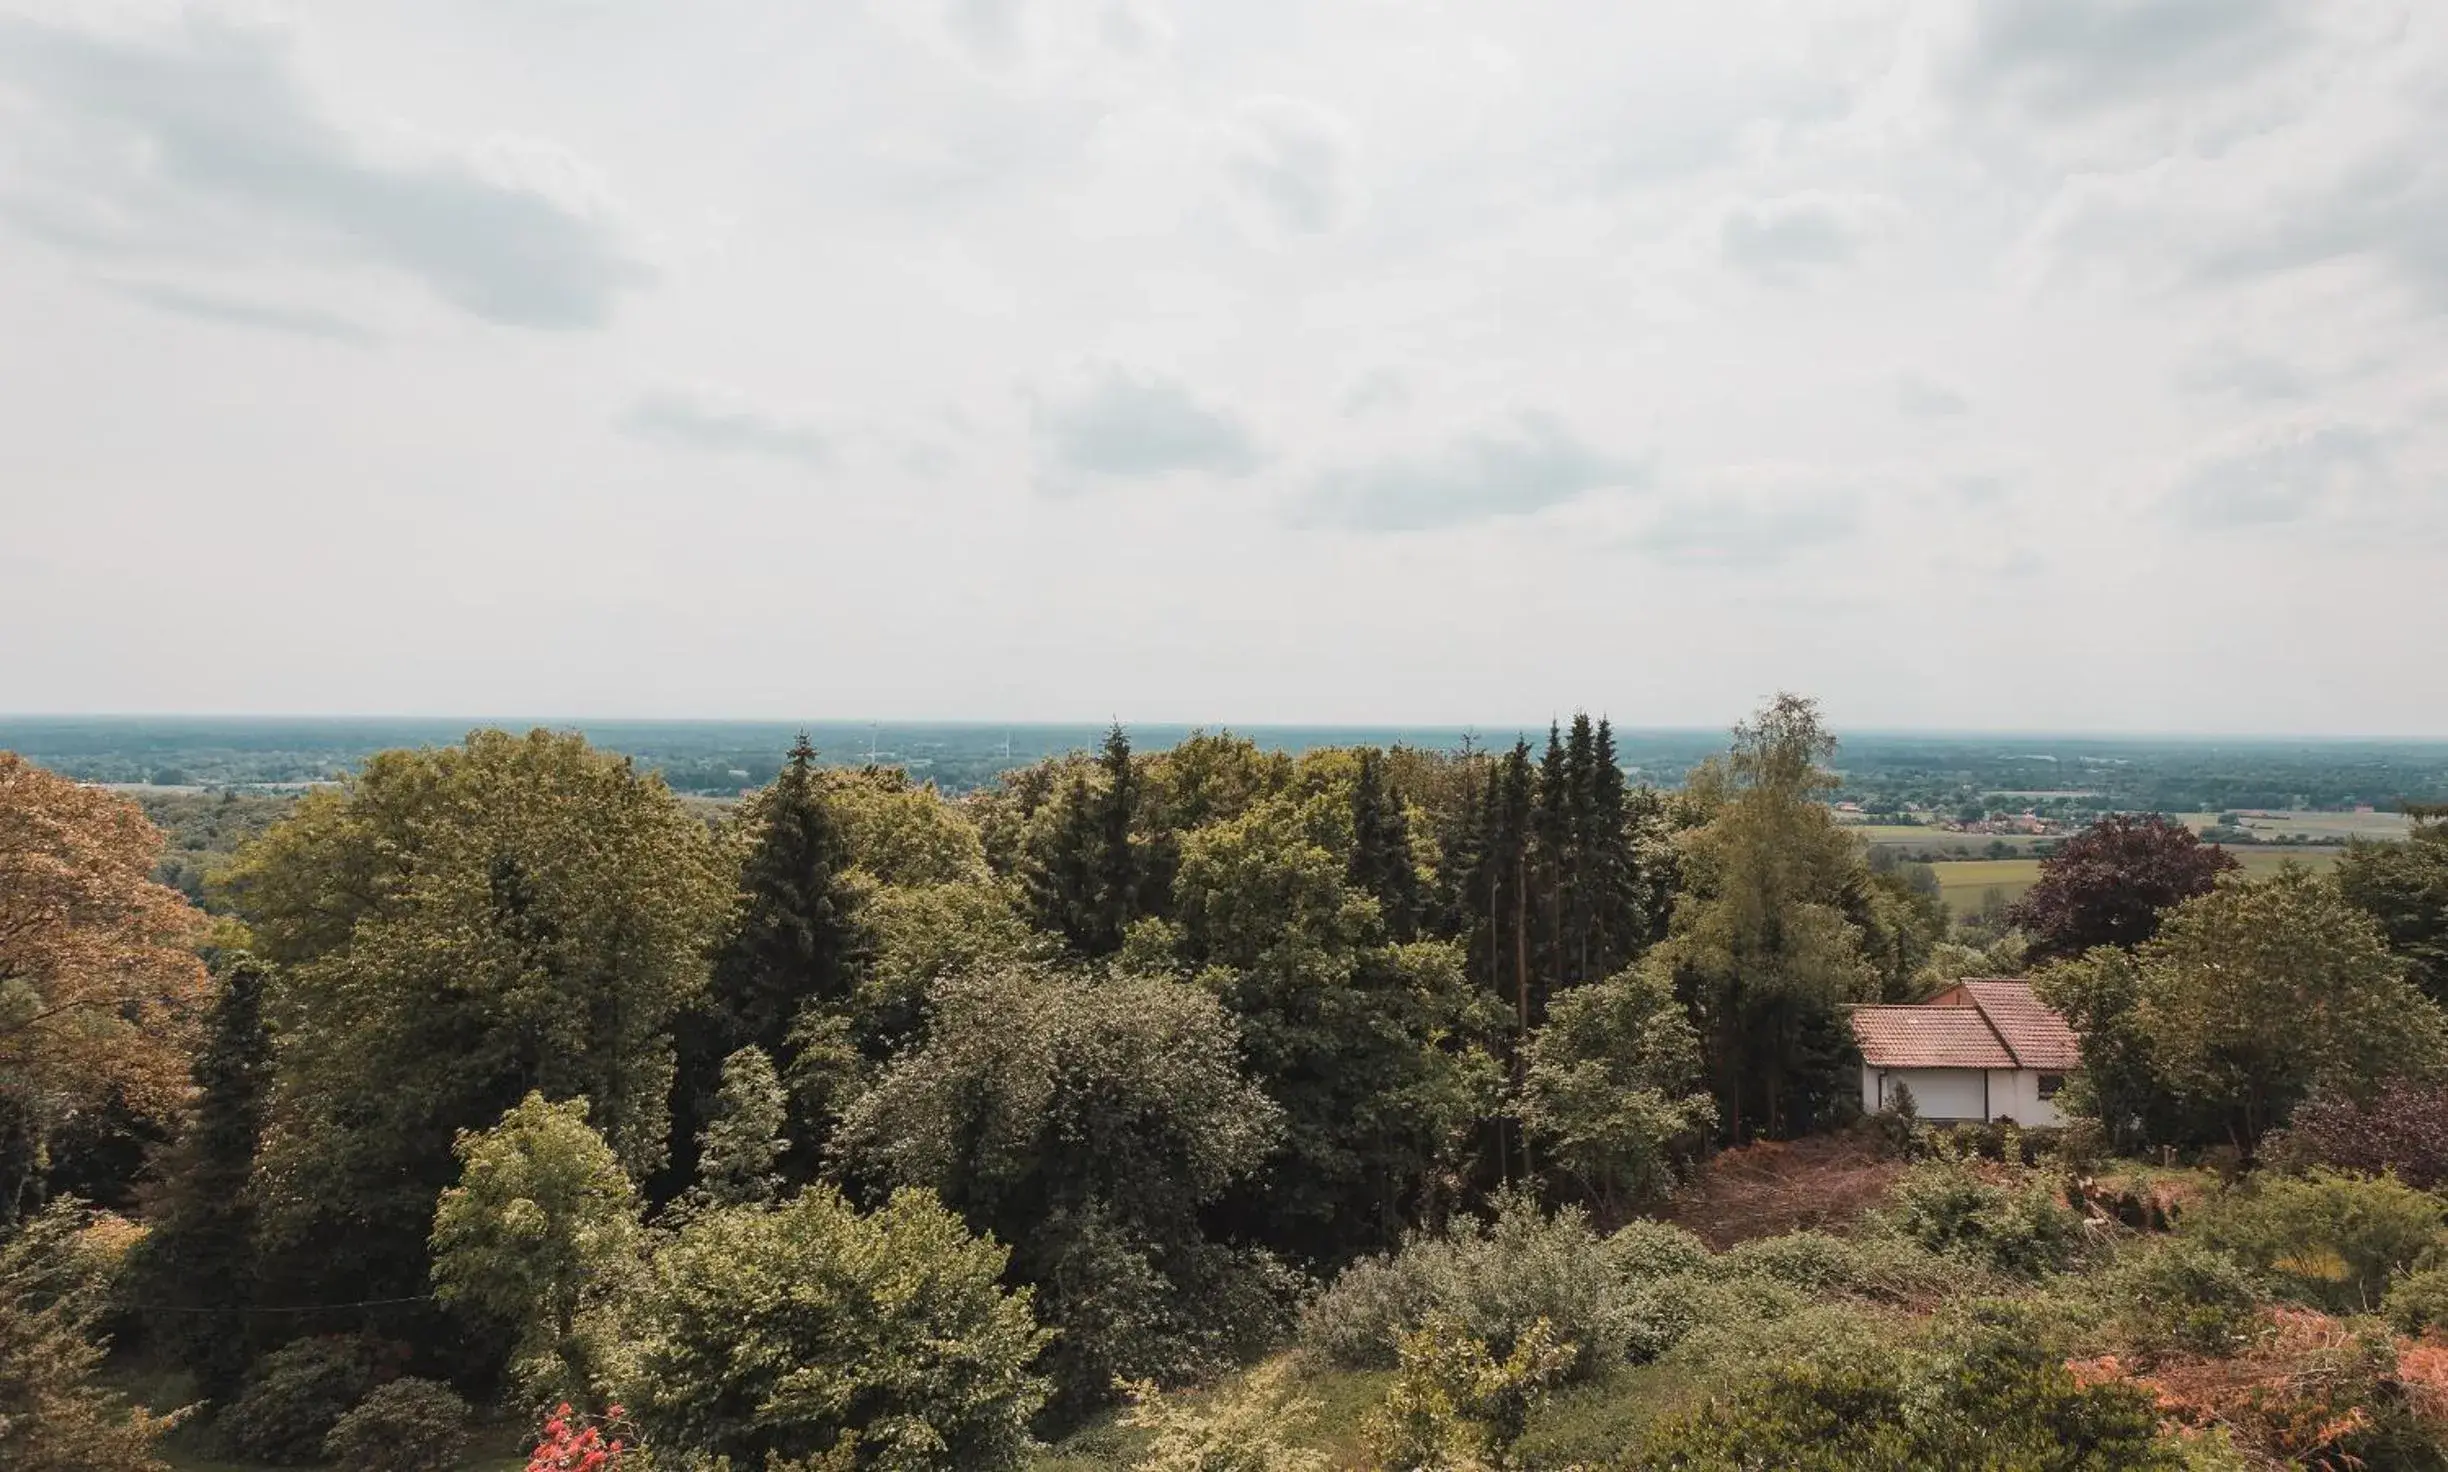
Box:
(1850, 979), (2081, 1127)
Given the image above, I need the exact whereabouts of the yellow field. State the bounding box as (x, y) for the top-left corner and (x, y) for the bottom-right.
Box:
(1930, 848), (2342, 917)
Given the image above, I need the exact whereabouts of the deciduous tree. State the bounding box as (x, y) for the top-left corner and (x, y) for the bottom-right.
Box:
(0, 752), (210, 1224)
(2008, 813), (2238, 961)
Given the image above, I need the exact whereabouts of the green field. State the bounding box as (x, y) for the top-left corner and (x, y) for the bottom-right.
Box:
(1930, 847), (2343, 917)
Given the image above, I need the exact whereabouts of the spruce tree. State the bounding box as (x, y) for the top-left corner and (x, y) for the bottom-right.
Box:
(1025, 726), (1145, 958)
(1348, 749), (1421, 941)
(1026, 766), (1108, 954)
(133, 954), (274, 1401)
(690, 1047), (788, 1210)
(1092, 723), (1141, 950)
(673, 735), (855, 1188)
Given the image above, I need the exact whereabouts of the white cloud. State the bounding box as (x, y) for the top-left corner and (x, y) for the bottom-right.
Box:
(621, 389), (831, 466)
(0, 8), (648, 328)
(1297, 413), (1647, 532)
(5, 0), (2447, 730)
(1032, 366), (1264, 486)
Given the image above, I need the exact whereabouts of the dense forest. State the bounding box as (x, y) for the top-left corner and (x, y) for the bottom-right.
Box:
(7, 697), (2448, 1469)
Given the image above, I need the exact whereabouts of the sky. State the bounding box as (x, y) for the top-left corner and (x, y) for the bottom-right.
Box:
(2, 0), (2444, 734)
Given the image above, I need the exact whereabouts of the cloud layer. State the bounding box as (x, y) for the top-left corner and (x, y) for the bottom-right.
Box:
(4, 0), (2446, 731)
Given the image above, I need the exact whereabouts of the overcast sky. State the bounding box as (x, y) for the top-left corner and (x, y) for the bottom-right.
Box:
(3, 0), (2444, 733)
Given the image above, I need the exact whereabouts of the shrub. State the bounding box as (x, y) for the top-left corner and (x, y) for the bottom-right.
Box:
(1710, 1230), (1959, 1304)
(321, 1378), (469, 1472)
(1365, 1315), (1572, 1471)
(0, 1201), (174, 1472)
(2106, 1240), (2263, 1359)
(606, 1186), (1050, 1470)
(2388, 1265), (2448, 1338)
(1601, 1220), (1712, 1283)
(1880, 1162), (2080, 1276)
(2264, 1083), (2448, 1189)
(1631, 1314), (2185, 1470)
(1300, 1190), (1633, 1381)
(2187, 1169), (2445, 1311)
(220, 1335), (386, 1465)
(1119, 1359), (1330, 1472)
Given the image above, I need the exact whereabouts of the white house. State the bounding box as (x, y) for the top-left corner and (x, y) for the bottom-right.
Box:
(1850, 978), (2080, 1127)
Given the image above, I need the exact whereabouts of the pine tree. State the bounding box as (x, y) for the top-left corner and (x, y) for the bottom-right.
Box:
(1025, 726), (1145, 958)
(1349, 749), (1421, 941)
(673, 735), (855, 1188)
(1027, 766), (1108, 953)
(690, 1047), (788, 1210)
(1093, 723), (1142, 949)
(133, 954), (274, 1401)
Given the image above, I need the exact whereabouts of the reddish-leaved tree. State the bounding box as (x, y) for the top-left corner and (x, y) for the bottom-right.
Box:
(2009, 813), (2238, 960)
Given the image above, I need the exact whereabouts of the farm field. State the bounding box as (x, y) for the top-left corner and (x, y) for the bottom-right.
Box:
(1929, 846), (2344, 916)
(2178, 809), (2412, 842)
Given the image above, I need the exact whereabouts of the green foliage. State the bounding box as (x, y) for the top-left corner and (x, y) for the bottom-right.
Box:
(2104, 1239), (2263, 1359)
(220, 1334), (384, 1466)
(1631, 1313), (2184, 1470)
(837, 964), (1283, 1413)
(676, 734), (859, 1191)
(0, 1202), (173, 1472)
(1598, 1220), (1713, 1284)
(130, 952), (274, 1401)
(1879, 1161), (2080, 1276)
(845, 879), (1042, 1057)
(429, 1092), (640, 1401)
(2156, 866), (2445, 1150)
(691, 1046), (788, 1210)
(607, 1185), (1051, 1471)
(822, 766), (992, 888)
(1172, 788), (1495, 1261)
(2334, 813), (2448, 1005)
(1022, 728), (1147, 958)
(226, 729), (724, 1333)
(1119, 1359), (1331, 1472)
(2186, 1168), (2445, 1311)
(320, 1377), (470, 1472)
(1649, 695), (1881, 1141)
(1366, 1315), (1572, 1472)
(1521, 966), (1714, 1215)
(1301, 1191), (1634, 1382)
(2386, 1263), (2448, 1337)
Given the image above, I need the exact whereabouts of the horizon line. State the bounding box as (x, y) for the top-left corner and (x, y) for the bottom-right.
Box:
(5, 711), (2448, 745)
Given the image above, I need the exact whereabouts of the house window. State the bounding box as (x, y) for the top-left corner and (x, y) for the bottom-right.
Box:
(2037, 1074), (2065, 1101)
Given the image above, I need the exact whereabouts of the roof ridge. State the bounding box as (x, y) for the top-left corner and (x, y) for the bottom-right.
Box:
(1962, 986), (2021, 1067)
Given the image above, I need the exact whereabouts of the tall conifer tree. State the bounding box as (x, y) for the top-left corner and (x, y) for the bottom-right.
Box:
(132, 954), (274, 1400)
(1349, 749), (1421, 941)
(674, 735), (855, 1186)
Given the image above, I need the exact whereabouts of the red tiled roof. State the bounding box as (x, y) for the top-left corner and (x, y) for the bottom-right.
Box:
(1956, 979), (2082, 1070)
(1850, 979), (2080, 1071)
(1851, 1005), (2016, 1069)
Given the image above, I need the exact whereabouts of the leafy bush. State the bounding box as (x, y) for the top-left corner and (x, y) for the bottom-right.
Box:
(606, 1186), (1051, 1470)
(1118, 1359), (1330, 1472)
(1880, 1162), (2080, 1276)
(320, 1378), (469, 1472)
(2387, 1265), (2448, 1337)
(1631, 1312), (2185, 1470)
(2264, 1082), (2448, 1189)
(2105, 1240), (2263, 1359)
(1300, 1191), (1633, 1381)
(220, 1335), (386, 1465)
(0, 1201), (174, 1472)
(1600, 1220), (1712, 1284)
(1365, 1315), (1572, 1471)
(1710, 1230), (1959, 1304)
(2187, 1169), (2445, 1311)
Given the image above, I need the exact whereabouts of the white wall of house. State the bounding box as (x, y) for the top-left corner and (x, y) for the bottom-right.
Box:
(1861, 1066), (2067, 1126)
